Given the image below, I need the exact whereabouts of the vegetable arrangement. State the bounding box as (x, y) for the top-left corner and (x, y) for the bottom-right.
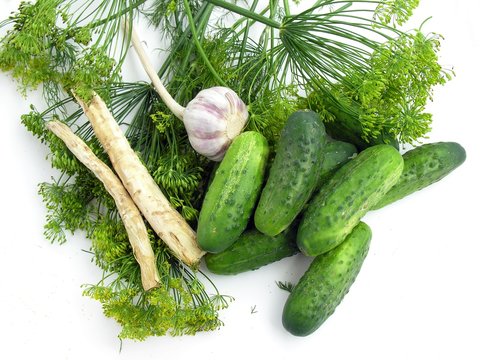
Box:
(0, 0), (466, 341)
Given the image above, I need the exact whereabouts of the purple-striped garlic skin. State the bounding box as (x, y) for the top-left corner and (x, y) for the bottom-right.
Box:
(183, 87), (249, 161)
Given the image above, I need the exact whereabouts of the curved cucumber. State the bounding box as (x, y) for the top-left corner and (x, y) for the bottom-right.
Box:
(298, 144), (403, 256)
(197, 131), (269, 253)
(373, 142), (466, 209)
(317, 139), (357, 188)
(283, 222), (371, 336)
(204, 227), (298, 275)
(254, 110), (327, 236)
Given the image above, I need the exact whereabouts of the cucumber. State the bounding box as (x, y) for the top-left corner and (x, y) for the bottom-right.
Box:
(317, 139), (357, 188)
(298, 144), (403, 256)
(307, 93), (399, 150)
(373, 142), (466, 210)
(197, 131), (269, 253)
(282, 222), (371, 336)
(254, 110), (327, 236)
(204, 227), (298, 275)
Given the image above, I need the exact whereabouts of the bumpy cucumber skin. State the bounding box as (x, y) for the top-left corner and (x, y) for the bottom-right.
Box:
(373, 142), (466, 210)
(204, 228), (298, 275)
(298, 144), (403, 256)
(254, 110), (327, 236)
(317, 139), (357, 187)
(197, 131), (269, 253)
(282, 222), (371, 337)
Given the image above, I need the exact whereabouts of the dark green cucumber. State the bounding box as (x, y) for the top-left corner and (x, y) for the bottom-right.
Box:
(308, 93), (399, 150)
(317, 139), (357, 187)
(197, 131), (269, 253)
(373, 142), (466, 209)
(324, 108), (399, 150)
(283, 222), (372, 336)
(254, 110), (327, 236)
(204, 227), (298, 275)
(298, 144), (403, 256)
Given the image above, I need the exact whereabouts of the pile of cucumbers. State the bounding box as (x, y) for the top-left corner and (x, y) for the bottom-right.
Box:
(196, 110), (466, 336)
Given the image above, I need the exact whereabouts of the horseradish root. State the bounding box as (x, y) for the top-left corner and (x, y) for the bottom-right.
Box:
(46, 120), (160, 291)
(74, 92), (205, 266)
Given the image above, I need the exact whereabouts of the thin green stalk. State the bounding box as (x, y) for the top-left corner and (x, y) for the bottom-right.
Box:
(283, 0), (291, 16)
(183, 0), (226, 86)
(206, 0), (281, 28)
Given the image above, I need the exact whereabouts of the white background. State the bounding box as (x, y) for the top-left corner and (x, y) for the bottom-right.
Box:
(1, 0), (480, 359)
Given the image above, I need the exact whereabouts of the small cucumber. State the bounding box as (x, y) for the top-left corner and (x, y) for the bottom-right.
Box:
(298, 144), (403, 256)
(197, 131), (269, 253)
(373, 142), (466, 210)
(317, 139), (357, 187)
(204, 227), (298, 275)
(282, 222), (372, 336)
(254, 110), (327, 236)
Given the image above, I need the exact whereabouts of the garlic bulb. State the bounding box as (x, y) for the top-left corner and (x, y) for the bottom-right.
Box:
(183, 87), (248, 161)
(129, 26), (248, 161)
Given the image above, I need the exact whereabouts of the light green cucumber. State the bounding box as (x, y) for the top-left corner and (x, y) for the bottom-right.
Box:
(373, 142), (466, 209)
(282, 222), (372, 336)
(197, 131), (269, 253)
(204, 227), (298, 275)
(254, 110), (327, 236)
(297, 144), (403, 256)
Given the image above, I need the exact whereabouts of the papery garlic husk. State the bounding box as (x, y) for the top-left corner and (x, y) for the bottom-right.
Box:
(183, 86), (249, 161)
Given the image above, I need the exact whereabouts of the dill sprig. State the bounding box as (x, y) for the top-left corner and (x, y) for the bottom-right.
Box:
(0, 0), (146, 103)
(203, 0), (450, 145)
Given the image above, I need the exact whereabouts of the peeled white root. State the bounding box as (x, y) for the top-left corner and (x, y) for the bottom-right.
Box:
(46, 120), (160, 291)
(75, 93), (205, 266)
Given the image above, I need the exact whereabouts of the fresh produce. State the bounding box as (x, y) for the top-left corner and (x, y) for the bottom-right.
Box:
(298, 145), (403, 256)
(0, 0), (464, 341)
(283, 222), (372, 337)
(255, 110), (327, 236)
(317, 139), (357, 188)
(197, 131), (269, 253)
(373, 142), (467, 209)
(205, 227), (298, 275)
(46, 120), (160, 291)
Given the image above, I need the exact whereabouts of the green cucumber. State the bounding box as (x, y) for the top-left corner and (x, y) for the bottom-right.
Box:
(373, 142), (466, 210)
(308, 92), (399, 150)
(254, 110), (327, 236)
(282, 222), (371, 336)
(197, 131), (269, 253)
(298, 144), (403, 256)
(204, 227), (298, 275)
(317, 139), (357, 187)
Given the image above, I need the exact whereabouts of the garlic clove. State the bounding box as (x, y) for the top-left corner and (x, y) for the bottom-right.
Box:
(183, 87), (248, 161)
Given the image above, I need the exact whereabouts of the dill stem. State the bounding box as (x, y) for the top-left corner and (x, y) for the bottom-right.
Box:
(128, 24), (186, 120)
(206, 0), (281, 29)
(183, 0), (226, 87)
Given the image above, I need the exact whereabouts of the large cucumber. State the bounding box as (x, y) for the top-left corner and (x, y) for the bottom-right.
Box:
(204, 227), (298, 275)
(373, 142), (466, 210)
(317, 139), (357, 188)
(282, 222), (372, 336)
(197, 131), (269, 253)
(254, 110), (327, 236)
(298, 144), (403, 256)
